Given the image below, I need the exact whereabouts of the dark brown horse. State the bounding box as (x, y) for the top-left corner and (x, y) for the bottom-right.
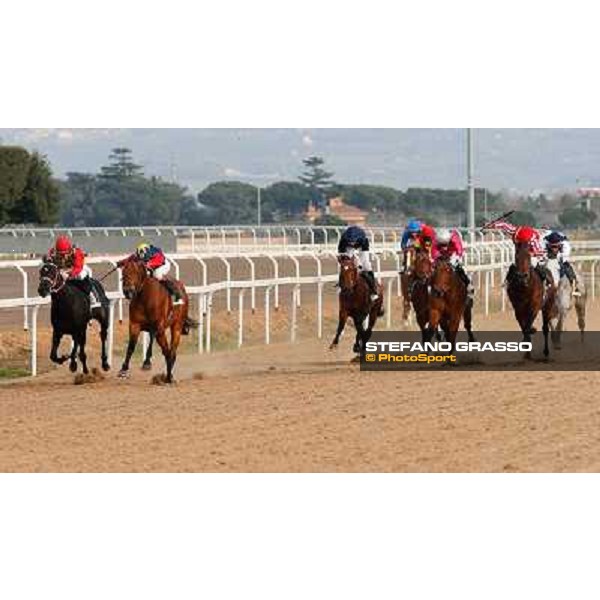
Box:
(425, 258), (475, 349)
(118, 257), (193, 383)
(507, 242), (556, 358)
(330, 254), (384, 354)
(410, 247), (434, 341)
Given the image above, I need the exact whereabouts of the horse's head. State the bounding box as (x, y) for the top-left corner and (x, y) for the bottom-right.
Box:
(121, 256), (147, 299)
(430, 258), (453, 297)
(514, 242), (533, 281)
(412, 247), (433, 282)
(338, 253), (359, 293)
(38, 259), (63, 297)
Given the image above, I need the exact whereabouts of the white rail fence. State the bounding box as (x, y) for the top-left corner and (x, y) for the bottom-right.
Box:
(2, 250), (600, 376)
(0, 238), (600, 375)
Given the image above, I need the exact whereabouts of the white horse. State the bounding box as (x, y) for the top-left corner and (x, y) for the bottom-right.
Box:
(545, 257), (586, 348)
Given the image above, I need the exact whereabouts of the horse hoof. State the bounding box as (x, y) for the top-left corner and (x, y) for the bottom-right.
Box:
(69, 362), (78, 373)
(141, 362), (152, 371)
(329, 343), (337, 351)
(118, 370), (130, 379)
(102, 362), (111, 372)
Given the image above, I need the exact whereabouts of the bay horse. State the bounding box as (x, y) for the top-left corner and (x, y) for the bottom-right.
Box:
(118, 256), (193, 383)
(37, 261), (110, 374)
(425, 258), (475, 349)
(329, 253), (384, 354)
(410, 247), (434, 341)
(507, 243), (556, 358)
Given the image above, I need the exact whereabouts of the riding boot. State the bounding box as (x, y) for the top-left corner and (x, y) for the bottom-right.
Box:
(455, 264), (474, 299)
(161, 279), (184, 305)
(562, 261), (582, 296)
(87, 278), (104, 308)
(362, 271), (379, 301)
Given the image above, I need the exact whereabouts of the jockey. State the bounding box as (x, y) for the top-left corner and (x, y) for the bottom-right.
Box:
(543, 230), (581, 296)
(47, 235), (101, 308)
(129, 242), (183, 305)
(337, 225), (379, 301)
(433, 227), (474, 298)
(399, 219), (422, 273)
(416, 223), (437, 255)
(484, 221), (551, 286)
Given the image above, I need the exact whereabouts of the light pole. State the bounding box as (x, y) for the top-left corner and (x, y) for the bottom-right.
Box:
(467, 128), (475, 236)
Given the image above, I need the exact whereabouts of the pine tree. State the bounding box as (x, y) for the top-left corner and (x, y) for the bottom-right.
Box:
(99, 148), (143, 180)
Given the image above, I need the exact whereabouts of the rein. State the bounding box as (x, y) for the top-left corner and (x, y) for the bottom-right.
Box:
(41, 264), (66, 295)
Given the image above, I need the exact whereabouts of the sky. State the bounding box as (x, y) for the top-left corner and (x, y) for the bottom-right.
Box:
(1, 128), (600, 194)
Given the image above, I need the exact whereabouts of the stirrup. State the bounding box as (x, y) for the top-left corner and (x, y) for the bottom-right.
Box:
(370, 293), (379, 301)
(572, 287), (582, 297)
(173, 298), (184, 306)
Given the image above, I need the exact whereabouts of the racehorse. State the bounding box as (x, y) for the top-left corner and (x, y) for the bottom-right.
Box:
(410, 247), (434, 341)
(507, 242), (556, 358)
(545, 257), (586, 347)
(425, 257), (475, 349)
(37, 261), (110, 374)
(118, 256), (193, 383)
(329, 252), (384, 354)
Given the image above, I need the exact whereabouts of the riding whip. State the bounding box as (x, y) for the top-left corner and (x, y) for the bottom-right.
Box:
(479, 210), (515, 232)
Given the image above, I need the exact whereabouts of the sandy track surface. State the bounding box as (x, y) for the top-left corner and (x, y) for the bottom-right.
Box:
(1, 306), (599, 472)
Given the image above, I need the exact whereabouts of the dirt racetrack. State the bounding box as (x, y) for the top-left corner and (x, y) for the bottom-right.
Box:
(1, 302), (600, 472)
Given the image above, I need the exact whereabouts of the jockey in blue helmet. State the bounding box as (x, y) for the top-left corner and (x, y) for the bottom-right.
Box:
(399, 219), (423, 273)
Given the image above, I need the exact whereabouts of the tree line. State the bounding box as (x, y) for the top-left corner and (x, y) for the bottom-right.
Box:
(0, 146), (596, 229)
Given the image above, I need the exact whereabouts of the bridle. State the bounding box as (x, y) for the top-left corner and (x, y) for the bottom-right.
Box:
(121, 257), (147, 299)
(338, 254), (360, 294)
(40, 262), (66, 295)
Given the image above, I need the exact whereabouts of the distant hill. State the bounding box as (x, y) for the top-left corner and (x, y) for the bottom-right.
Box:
(1, 128), (599, 193)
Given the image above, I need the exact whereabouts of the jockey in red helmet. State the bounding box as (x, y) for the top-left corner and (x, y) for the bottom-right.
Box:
(46, 235), (102, 307)
(416, 224), (436, 255)
(482, 220), (550, 286)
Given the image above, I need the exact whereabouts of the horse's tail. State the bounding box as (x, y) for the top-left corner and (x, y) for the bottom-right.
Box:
(182, 316), (199, 335)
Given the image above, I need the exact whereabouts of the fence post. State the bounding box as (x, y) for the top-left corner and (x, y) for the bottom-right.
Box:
(291, 285), (299, 343)
(238, 289), (244, 347)
(317, 282), (323, 339)
(197, 294), (205, 354)
(265, 286), (271, 345)
(206, 293), (213, 353)
(30, 304), (39, 376)
(16, 266), (28, 331)
(386, 278), (393, 329)
(108, 299), (115, 367)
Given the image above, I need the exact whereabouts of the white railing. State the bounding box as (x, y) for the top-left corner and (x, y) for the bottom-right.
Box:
(2, 251), (600, 377)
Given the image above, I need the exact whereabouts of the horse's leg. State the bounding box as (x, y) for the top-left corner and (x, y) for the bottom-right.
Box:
(352, 315), (367, 354)
(77, 330), (89, 375)
(142, 331), (154, 370)
(463, 300), (475, 343)
(50, 330), (68, 365)
(155, 327), (173, 383)
(167, 324), (182, 384)
(119, 322), (141, 377)
(542, 313), (550, 359)
(69, 336), (79, 373)
(330, 305), (348, 350)
(97, 310), (110, 371)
